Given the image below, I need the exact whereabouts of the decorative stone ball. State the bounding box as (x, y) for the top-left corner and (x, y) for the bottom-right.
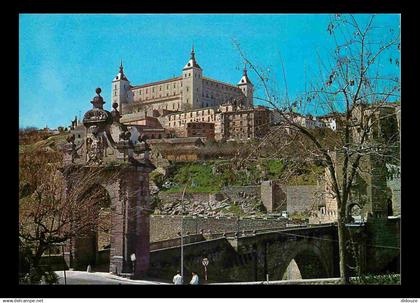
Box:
(112, 102), (119, 109)
(96, 87), (102, 95)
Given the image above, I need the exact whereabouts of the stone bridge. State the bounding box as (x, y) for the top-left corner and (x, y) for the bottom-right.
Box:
(148, 224), (340, 282)
(148, 217), (400, 283)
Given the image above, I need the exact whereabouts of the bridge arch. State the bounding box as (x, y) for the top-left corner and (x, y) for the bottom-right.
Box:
(271, 239), (334, 280)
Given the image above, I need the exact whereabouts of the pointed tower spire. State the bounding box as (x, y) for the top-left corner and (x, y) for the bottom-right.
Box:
(114, 59), (128, 81)
(183, 44), (201, 70)
(238, 62), (252, 85)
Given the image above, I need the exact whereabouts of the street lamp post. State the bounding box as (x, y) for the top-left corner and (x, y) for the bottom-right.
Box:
(180, 182), (189, 284)
(202, 258), (209, 282)
(130, 253), (136, 274)
(61, 243), (67, 285)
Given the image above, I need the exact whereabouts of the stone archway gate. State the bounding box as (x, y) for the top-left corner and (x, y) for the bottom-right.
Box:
(62, 88), (155, 278)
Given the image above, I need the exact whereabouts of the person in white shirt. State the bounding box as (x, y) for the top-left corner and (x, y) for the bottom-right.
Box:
(173, 271), (183, 285)
(189, 271), (199, 285)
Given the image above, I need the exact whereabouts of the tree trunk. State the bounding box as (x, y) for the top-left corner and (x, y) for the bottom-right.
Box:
(337, 218), (350, 284)
(31, 245), (47, 282)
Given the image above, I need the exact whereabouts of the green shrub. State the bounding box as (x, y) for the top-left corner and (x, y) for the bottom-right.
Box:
(350, 274), (400, 285)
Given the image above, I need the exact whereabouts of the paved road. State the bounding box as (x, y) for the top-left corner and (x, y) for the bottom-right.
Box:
(55, 271), (170, 285)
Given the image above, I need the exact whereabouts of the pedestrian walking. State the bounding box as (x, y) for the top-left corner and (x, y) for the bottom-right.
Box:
(189, 271), (199, 285)
(173, 270), (183, 285)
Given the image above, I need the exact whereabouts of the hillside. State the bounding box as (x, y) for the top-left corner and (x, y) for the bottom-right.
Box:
(151, 159), (324, 194)
(19, 132), (68, 154)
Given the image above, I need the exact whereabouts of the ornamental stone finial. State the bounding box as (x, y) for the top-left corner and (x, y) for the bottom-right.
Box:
(91, 87), (105, 109)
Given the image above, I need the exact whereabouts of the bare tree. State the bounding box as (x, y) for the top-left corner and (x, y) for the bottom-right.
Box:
(234, 14), (400, 283)
(19, 148), (121, 283)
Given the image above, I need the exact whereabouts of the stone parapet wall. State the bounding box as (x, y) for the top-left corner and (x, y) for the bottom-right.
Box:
(150, 234), (205, 250)
(150, 215), (287, 242)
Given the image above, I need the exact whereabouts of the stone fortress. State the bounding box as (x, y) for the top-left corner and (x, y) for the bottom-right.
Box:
(108, 47), (272, 142)
(112, 46), (253, 114)
(69, 46), (351, 145)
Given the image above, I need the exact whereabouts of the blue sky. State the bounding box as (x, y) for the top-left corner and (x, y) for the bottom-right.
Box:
(19, 14), (400, 129)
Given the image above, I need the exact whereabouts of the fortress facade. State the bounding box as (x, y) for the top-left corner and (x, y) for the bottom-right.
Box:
(111, 47), (254, 115)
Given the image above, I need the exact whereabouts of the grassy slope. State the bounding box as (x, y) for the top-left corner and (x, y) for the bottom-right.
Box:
(158, 159), (323, 194)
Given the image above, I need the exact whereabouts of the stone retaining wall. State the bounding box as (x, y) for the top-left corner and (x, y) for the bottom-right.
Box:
(286, 185), (319, 214)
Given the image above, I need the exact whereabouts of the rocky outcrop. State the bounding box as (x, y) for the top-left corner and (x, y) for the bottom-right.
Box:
(154, 190), (264, 217)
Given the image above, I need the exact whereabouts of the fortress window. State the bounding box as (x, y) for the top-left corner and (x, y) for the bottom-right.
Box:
(160, 86), (162, 91)
(174, 84), (176, 88)
(152, 88), (155, 92)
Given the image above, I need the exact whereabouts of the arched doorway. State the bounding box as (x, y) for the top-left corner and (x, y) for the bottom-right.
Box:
(73, 184), (112, 271)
